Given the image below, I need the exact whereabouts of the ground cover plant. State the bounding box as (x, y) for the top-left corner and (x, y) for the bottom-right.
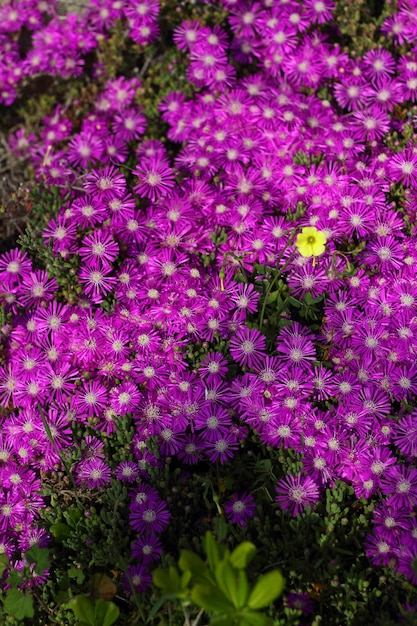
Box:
(1, 0), (417, 624)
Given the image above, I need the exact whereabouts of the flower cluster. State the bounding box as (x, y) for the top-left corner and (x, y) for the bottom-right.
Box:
(0, 0), (160, 105)
(1, 0), (417, 606)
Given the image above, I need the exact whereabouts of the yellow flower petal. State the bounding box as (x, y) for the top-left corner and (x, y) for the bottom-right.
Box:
(295, 226), (327, 258)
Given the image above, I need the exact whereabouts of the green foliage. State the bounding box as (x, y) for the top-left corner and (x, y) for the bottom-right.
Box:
(333, 0), (396, 55)
(68, 595), (120, 626)
(152, 531), (284, 625)
(0, 547), (49, 622)
(3, 589), (34, 621)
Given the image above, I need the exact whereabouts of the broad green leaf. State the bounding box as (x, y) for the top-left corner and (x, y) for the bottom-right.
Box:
(94, 599), (120, 626)
(50, 522), (72, 540)
(152, 568), (171, 591)
(214, 560), (239, 608)
(240, 610), (272, 626)
(69, 595), (95, 625)
(191, 583), (235, 614)
(210, 616), (234, 626)
(65, 507), (83, 529)
(152, 566), (181, 594)
(4, 588), (35, 620)
(236, 570), (249, 608)
(168, 566), (181, 591)
(6, 570), (21, 587)
(25, 545), (50, 574)
(204, 531), (220, 572)
(178, 550), (206, 578)
(180, 569), (192, 590)
(247, 570), (285, 609)
(230, 542), (256, 570)
(0, 553), (9, 577)
(266, 290), (279, 304)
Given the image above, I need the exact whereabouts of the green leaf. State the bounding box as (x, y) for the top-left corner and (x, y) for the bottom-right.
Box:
(4, 588), (35, 620)
(247, 571), (285, 609)
(214, 515), (228, 542)
(0, 554), (9, 577)
(6, 570), (21, 587)
(69, 595), (95, 625)
(204, 531), (220, 572)
(25, 545), (50, 575)
(65, 507), (83, 529)
(94, 599), (120, 626)
(68, 566), (85, 585)
(265, 290), (279, 304)
(236, 570), (250, 608)
(214, 560), (239, 608)
(180, 569), (192, 590)
(178, 550), (206, 579)
(152, 566), (181, 594)
(230, 542), (256, 570)
(240, 610), (272, 626)
(210, 617), (234, 626)
(191, 583), (235, 614)
(152, 568), (171, 591)
(50, 522), (72, 540)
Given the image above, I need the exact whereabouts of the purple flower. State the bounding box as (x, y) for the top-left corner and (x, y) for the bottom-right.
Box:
(381, 465), (417, 509)
(133, 157), (175, 202)
(393, 413), (417, 460)
(67, 132), (104, 168)
(176, 434), (204, 465)
(194, 406), (232, 442)
(276, 323), (316, 369)
(284, 590), (314, 615)
(76, 458), (111, 489)
(78, 265), (117, 304)
(229, 327), (266, 369)
(199, 352), (229, 380)
(129, 498), (171, 534)
(204, 432), (239, 464)
(72, 196), (107, 228)
(0, 249), (32, 285)
(84, 165), (126, 199)
(362, 48), (396, 81)
(304, 0), (335, 24)
(131, 532), (163, 563)
(224, 492), (256, 527)
(74, 381), (108, 418)
(364, 531), (396, 567)
(19, 271), (58, 308)
(115, 462), (140, 483)
(276, 473), (320, 517)
(122, 563), (152, 594)
(112, 108), (146, 141)
(0, 490), (26, 532)
(79, 231), (119, 268)
(110, 382), (141, 414)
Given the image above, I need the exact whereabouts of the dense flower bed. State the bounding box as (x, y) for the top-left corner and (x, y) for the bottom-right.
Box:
(1, 0), (417, 623)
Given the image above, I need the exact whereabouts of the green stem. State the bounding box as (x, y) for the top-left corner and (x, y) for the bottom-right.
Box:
(258, 245), (296, 329)
(37, 402), (78, 493)
(191, 608), (205, 626)
(120, 558), (146, 620)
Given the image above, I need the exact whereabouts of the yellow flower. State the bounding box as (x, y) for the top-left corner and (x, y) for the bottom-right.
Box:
(295, 226), (327, 258)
